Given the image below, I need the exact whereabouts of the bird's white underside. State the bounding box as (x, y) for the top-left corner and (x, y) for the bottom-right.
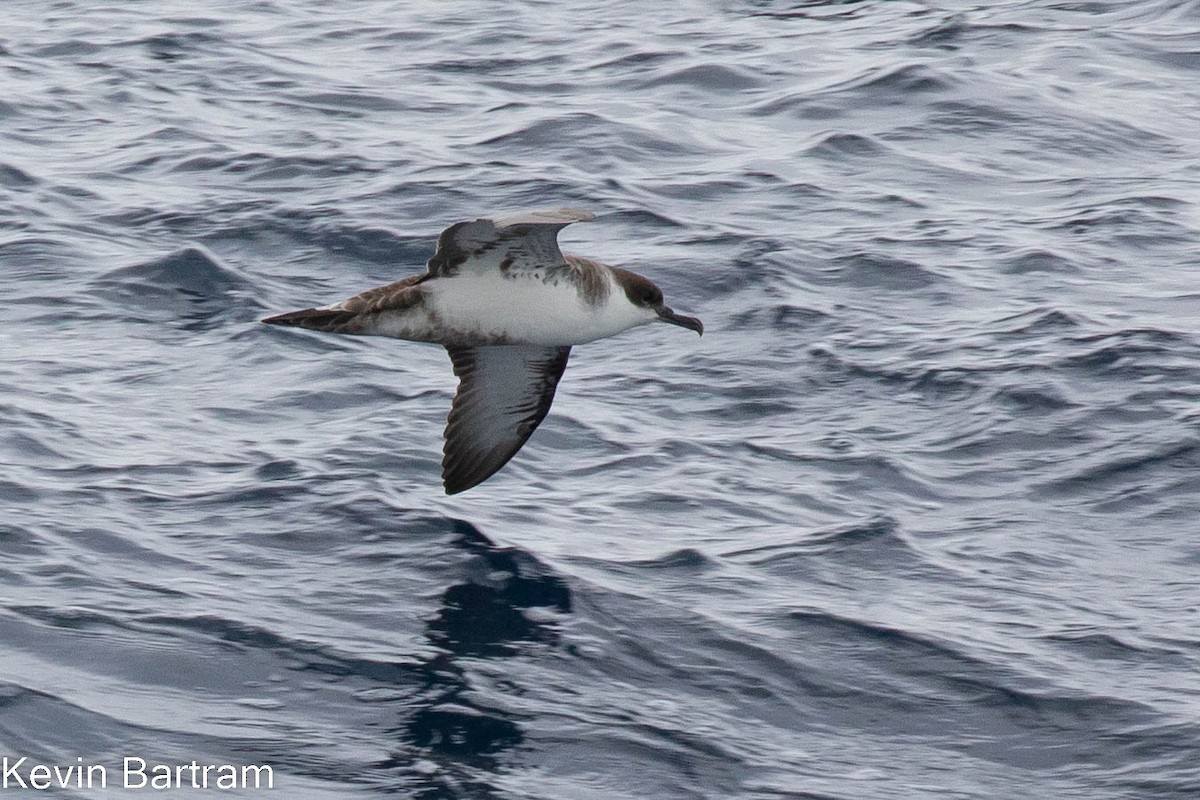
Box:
(361, 269), (656, 346)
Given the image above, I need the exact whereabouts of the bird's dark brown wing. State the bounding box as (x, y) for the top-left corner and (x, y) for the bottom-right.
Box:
(426, 208), (596, 278)
(441, 344), (572, 494)
(261, 274), (428, 333)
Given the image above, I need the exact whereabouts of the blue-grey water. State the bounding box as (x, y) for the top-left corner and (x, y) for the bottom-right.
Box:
(3, 1), (1200, 797)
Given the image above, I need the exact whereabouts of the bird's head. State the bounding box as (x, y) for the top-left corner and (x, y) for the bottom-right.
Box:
(612, 268), (704, 336)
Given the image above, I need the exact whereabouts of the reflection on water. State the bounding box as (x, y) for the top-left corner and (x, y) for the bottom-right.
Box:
(379, 522), (571, 797)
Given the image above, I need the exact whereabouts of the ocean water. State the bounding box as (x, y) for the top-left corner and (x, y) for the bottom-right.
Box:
(3, 0), (1200, 797)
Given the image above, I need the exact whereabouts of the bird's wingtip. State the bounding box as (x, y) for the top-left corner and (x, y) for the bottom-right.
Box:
(260, 307), (356, 331)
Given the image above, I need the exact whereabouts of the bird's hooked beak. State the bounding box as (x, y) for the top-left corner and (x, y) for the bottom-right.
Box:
(656, 305), (704, 336)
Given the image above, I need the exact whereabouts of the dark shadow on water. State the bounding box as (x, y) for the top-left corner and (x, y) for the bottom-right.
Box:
(427, 520), (572, 658)
(378, 520), (571, 798)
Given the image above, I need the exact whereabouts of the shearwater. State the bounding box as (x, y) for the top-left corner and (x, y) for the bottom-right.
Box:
(263, 208), (703, 494)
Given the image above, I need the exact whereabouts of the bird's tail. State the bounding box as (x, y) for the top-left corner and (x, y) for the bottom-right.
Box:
(261, 307), (357, 333)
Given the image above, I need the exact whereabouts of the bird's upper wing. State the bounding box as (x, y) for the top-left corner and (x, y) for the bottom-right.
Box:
(261, 273), (429, 333)
(426, 208), (596, 278)
(442, 344), (572, 494)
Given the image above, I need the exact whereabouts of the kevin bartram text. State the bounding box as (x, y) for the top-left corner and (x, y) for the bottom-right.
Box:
(2, 756), (274, 790)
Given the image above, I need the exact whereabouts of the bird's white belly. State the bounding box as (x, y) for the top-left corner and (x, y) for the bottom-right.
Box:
(426, 272), (645, 346)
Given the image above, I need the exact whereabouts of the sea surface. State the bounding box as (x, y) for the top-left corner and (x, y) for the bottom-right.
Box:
(3, 1), (1200, 797)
